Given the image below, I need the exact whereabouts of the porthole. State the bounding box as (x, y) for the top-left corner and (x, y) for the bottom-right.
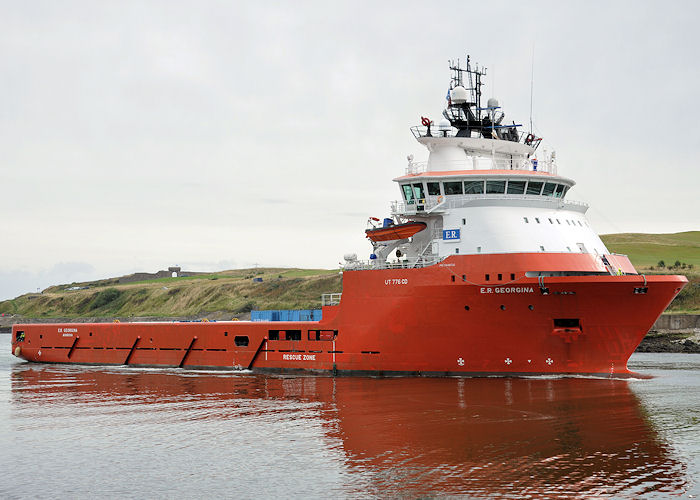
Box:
(464, 306), (470, 311)
(528, 305), (534, 311)
(500, 305), (506, 311)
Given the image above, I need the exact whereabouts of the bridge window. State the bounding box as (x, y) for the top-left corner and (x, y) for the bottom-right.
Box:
(268, 330), (280, 340)
(542, 183), (557, 196)
(486, 180), (506, 194)
(444, 181), (463, 195)
(427, 182), (441, 196)
(506, 180), (526, 194)
(553, 184), (565, 198)
(463, 180), (484, 194)
(402, 184), (414, 202)
(526, 181), (543, 195)
(412, 183), (425, 200)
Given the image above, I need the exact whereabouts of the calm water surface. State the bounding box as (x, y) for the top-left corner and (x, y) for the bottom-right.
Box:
(1, 337), (698, 498)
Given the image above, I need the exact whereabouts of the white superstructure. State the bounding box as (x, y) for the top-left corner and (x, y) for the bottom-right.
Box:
(361, 56), (610, 269)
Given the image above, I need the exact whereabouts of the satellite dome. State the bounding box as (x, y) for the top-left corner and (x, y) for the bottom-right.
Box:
(487, 97), (499, 108)
(450, 86), (468, 104)
(438, 118), (451, 131)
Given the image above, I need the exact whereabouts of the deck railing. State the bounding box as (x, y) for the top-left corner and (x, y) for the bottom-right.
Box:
(406, 157), (556, 175)
(343, 255), (442, 271)
(391, 194), (588, 215)
(321, 293), (342, 306)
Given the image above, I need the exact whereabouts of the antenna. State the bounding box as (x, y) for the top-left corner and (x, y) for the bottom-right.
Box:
(529, 44), (535, 135)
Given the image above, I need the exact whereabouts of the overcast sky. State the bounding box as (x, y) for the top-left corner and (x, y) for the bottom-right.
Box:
(1, 0), (699, 300)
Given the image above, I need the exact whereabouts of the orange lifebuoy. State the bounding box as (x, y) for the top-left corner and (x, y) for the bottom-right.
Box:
(421, 116), (431, 127)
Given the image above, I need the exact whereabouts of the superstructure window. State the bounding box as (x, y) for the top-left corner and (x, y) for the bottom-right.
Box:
(485, 180), (506, 194)
(234, 336), (249, 346)
(427, 182), (441, 196)
(412, 183), (425, 200)
(526, 181), (543, 195)
(542, 183), (557, 196)
(402, 184), (414, 203)
(444, 181), (463, 195)
(506, 180), (526, 194)
(463, 180), (485, 194)
(524, 217), (529, 223)
(553, 184), (564, 198)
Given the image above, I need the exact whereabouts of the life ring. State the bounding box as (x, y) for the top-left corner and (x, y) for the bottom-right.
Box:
(421, 116), (431, 127)
(437, 195), (444, 203)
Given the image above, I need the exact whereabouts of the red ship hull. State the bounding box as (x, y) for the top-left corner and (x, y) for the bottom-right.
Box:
(11, 253), (687, 376)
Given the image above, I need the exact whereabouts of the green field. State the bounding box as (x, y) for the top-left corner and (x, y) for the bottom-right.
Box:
(601, 231), (700, 269)
(0, 268), (342, 319)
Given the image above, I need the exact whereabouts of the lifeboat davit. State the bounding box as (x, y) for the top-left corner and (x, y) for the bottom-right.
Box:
(365, 221), (427, 242)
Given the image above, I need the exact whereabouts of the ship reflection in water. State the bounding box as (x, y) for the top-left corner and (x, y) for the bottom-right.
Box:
(8, 363), (690, 497)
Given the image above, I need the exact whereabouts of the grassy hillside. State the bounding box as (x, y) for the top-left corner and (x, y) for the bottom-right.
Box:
(602, 231), (699, 313)
(601, 231), (700, 269)
(0, 268), (342, 319)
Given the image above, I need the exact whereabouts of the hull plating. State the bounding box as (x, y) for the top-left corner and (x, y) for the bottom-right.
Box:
(11, 254), (687, 376)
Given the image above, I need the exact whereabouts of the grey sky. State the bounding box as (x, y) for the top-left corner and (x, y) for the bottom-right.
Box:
(1, 1), (699, 300)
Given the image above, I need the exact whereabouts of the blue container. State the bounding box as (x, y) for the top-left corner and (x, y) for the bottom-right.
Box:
(251, 309), (323, 322)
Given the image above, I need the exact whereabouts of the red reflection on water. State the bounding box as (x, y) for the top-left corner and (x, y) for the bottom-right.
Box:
(11, 366), (687, 497)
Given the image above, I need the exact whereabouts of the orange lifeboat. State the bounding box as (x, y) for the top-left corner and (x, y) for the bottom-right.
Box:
(365, 221), (427, 242)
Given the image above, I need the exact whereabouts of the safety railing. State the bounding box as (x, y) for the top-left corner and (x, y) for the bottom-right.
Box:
(405, 156), (556, 175)
(410, 125), (538, 147)
(343, 255), (443, 271)
(391, 194), (588, 215)
(321, 293), (342, 306)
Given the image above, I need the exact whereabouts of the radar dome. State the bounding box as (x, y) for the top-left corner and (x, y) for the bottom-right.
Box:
(487, 97), (499, 108)
(438, 118), (451, 131)
(450, 86), (468, 104)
